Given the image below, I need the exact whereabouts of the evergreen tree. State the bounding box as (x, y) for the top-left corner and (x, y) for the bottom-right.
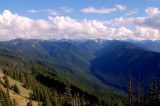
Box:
(148, 78), (157, 105)
(42, 90), (52, 106)
(6, 87), (11, 106)
(12, 99), (17, 106)
(24, 73), (31, 89)
(13, 84), (20, 94)
(19, 72), (25, 83)
(136, 73), (140, 106)
(64, 80), (72, 105)
(126, 73), (133, 106)
(4, 74), (10, 88)
(0, 88), (5, 106)
(51, 90), (58, 105)
(0, 77), (2, 84)
(157, 82), (160, 105)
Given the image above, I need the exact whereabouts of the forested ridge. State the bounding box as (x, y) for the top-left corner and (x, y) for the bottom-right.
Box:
(1, 39), (160, 106)
(0, 48), (124, 106)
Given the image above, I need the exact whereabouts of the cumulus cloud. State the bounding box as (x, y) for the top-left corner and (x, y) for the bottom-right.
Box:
(81, 7), (117, 14)
(103, 7), (160, 40)
(115, 4), (127, 11)
(60, 7), (73, 13)
(145, 7), (159, 15)
(0, 9), (160, 41)
(0, 10), (137, 41)
(104, 7), (160, 29)
(134, 26), (160, 40)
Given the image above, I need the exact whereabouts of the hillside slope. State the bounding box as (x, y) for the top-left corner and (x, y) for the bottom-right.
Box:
(0, 71), (39, 106)
(90, 42), (160, 91)
(0, 45), (125, 105)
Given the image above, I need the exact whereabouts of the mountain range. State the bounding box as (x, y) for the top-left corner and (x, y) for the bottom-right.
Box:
(1, 38), (160, 102)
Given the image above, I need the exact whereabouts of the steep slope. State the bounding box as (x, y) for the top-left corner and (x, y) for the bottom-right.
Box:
(0, 45), (125, 105)
(0, 38), (94, 72)
(0, 71), (39, 106)
(0, 39), (123, 93)
(78, 39), (114, 54)
(90, 42), (160, 91)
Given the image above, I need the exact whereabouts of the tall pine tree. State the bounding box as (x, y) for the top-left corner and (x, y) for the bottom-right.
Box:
(126, 73), (133, 106)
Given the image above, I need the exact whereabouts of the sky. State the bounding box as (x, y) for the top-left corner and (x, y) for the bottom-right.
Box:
(0, 0), (160, 41)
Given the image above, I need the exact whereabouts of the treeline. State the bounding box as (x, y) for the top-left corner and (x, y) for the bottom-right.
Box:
(126, 73), (160, 106)
(2, 65), (117, 105)
(0, 55), (125, 106)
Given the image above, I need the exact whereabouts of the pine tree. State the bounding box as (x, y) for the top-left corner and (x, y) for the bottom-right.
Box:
(157, 82), (160, 105)
(6, 87), (11, 106)
(140, 89), (145, 106)
(4, 74), (10, 88)
(126, 73), (133, 106)
(24, 73), (31, 89)
(52, 90), (58, 105)
(0, 88), (4, 106)
(44, 92), (52, 106)
(136, 73), (140, 106)
(148, 78), (157, 105)
(19, 72), (25, 83)
(64, 80), (72, 105)
(13, 84), (20, 94)
(77, 92), (81, 106)
(0, 77), (2, 84)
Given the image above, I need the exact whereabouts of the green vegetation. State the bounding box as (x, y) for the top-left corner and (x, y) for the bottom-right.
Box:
(126, 75), (160, 106)
(2, 39), (160, 105)
(0, 87), (12, 106)
(0, 47), (125, 105)
(12, 84), (20, 94)
(4, 74), (10, 88)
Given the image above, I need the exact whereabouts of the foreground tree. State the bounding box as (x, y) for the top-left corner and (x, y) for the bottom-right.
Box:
(126, 73), (133, 106)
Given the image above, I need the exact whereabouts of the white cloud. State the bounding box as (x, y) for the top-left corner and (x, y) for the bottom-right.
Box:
(125, 8), (138, 16)
(27, 9), (59, 15)
(104, 7), (160, 29)
(145, 7), (159, 15)
(0, 9), (160, 41)
(81, 7), (117, 14)
(27, 10), (37, 13)
(60, 7), (73, 13)
(0, 10), (135, 41)
(40, 9), (59, 15)
(115, 5), (127, 11)
(134, 26), (160, 40)
(103, 7), (160, 40)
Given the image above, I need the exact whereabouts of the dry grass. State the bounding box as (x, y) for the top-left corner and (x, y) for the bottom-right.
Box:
(0, 71), (40, 106)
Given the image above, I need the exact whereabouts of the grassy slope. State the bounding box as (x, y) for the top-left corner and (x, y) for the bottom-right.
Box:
(0, 70), (39, 106)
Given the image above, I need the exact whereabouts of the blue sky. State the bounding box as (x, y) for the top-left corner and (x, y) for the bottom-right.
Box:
(0, 0), (160, 40)
(1, 0), (159, 20)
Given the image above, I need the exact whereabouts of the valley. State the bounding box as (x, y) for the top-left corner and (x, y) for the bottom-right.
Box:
(1, 38), (160, 105)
